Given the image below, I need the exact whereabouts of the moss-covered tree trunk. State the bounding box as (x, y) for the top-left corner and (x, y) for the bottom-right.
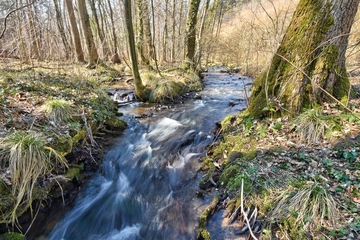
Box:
(185, 0), (201, 70)
(135, 0), (153, 70)
(248, 0), (360, 118)
(124, 0), (149, 101)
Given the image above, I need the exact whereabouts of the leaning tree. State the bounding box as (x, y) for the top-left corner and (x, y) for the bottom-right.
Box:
(248, 0), (360, 118)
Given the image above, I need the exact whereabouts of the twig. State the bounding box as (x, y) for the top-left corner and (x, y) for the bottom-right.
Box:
(0, 0), (37, 39)
(53, 178), (65, 206)
(241, 179), (258, 240)
(24, 200), (41, 236)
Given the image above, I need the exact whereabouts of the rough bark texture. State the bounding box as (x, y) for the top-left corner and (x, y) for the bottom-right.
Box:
(185, 0), (201, 69)
(53, 0), (71, 59)
(248, 0), (360, 118)
(77, 0), (99, 67)
(124, 0), (149, 101)
(135, 0), (152, 69)
(65, 0), (84, 62)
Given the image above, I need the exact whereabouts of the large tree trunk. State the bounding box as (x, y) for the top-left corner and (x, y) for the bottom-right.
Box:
(65, 0), (84, 62)
(124, 0), (149, 101)
(185, 0), (201, 70)
(248, 0), (360, 118)
(77, 0), (99, 68)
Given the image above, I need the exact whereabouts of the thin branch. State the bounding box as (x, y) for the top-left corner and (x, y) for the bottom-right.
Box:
(0, 0), (37, 39)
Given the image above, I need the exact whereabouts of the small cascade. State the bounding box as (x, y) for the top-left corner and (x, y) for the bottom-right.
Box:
(45, 68), (252, 240)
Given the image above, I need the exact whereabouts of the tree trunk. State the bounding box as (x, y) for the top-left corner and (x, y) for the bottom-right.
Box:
(65, 0), (84, 62)
(53, 0), (71, 59)
(25, 0), (40, 60)
(124, 0), (149, 101)
(185, 0), (201, 70)
(135, 0), (153, 69)
(107, 0), (121, 63)
(143, 0), (155, 60)
(248, 0), (360, 118)
(88, 0), (109, 60)
(77, 0), (99, 68)
(171, 0), (176, 62)
(162, 0), (169, 62)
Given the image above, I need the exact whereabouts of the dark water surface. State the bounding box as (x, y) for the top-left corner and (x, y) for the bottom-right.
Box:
(44, 68), (251, 240)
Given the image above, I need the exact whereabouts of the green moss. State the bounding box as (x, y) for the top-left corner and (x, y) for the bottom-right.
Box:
(72, 129), (87, 144)
(65, 164), (84, 180)
(105, 117), (127, 129)
(219, 165), (238, 186)
(200, 158), (215, 171)
(197, 194), (220, 240)
(55, 134), (73, 156)
(0, 232), (25, 240)
(248, 0), (335, 118)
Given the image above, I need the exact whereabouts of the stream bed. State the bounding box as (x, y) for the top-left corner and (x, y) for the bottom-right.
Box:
(43, 68), (252, 240)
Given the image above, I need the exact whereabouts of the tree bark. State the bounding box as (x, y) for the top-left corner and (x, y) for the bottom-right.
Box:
(77, 0), (99, 68)
(248, 0), (360, 118)
(88, 0), (109, 60)
(185, 0), (201, 70)
(162, 0), (169, 62)
(53, 0), (71, 59)
(107, 0), (121, 63)
(65, 0), (84, 62)
(124, 0), (149, 101)
(135, 0), (153, 69)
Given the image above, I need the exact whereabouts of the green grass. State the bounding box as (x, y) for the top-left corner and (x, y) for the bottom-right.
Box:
(150, 80), (186, 102)
(0, 131), (68, 225)
(40, 99), (74, 124)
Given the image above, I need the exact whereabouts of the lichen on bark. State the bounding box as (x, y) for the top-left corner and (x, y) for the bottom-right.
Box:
(248, 0), (359, 118)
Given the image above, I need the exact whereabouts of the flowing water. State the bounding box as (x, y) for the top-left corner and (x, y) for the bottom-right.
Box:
(46, 68), (251, 240)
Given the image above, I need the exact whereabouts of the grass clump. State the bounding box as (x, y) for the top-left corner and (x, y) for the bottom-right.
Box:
(40, 99), (74, 124)
(150, 80), (186, 102)
(270, 182), (340, 237)
(294, 106), (338, 144)
(0, 131), (68, 225)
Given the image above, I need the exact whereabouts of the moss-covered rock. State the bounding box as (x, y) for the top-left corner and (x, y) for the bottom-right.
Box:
(0, 232), (25, 240)
(197, 195), (220, 240)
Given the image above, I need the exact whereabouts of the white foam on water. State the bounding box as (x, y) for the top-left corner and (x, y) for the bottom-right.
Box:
(147, 117), (182, 142)
(105, 224), (142, 240)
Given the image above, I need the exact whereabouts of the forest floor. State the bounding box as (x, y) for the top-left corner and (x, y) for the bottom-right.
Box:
(198, 72), (360, 239)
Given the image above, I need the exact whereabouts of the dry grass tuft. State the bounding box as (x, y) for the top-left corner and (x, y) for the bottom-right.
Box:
(271, 182), (340, 233)
(0, 131), (68, 225)
(294, 106), (335, 144)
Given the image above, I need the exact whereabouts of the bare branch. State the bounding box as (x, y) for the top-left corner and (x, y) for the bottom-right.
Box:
(0, 0), (37, 39)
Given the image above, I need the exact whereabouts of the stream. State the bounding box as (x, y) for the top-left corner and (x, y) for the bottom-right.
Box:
(45, 68), (252, 240)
